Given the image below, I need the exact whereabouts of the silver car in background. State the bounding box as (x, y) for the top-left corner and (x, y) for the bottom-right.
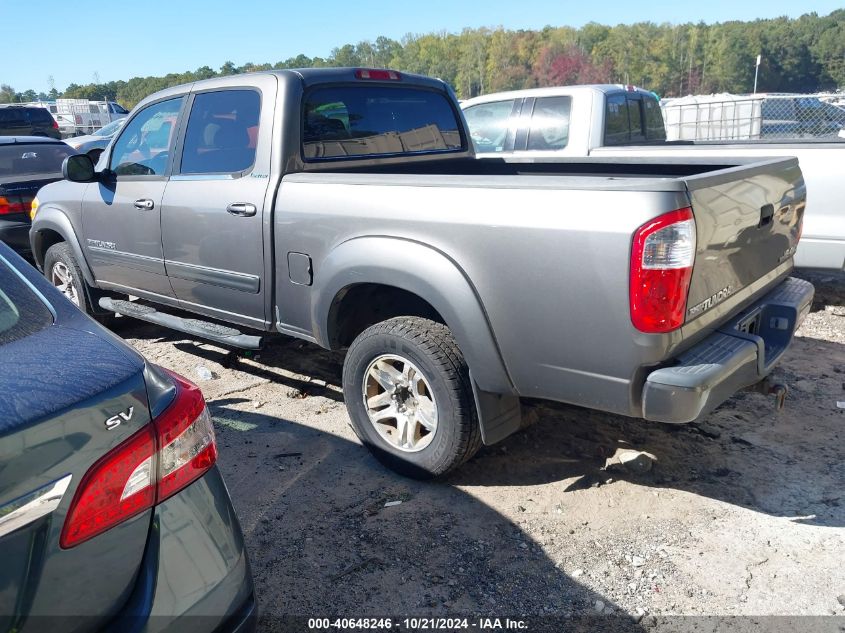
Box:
(63, 117), (126, 162)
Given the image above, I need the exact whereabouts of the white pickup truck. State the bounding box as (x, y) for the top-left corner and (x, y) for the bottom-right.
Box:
(462, 85), (845, 271)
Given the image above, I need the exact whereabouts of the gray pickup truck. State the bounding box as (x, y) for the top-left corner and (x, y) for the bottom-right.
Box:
(30, 68), (813, 478)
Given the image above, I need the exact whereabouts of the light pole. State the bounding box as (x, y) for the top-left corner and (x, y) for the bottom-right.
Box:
(753, 54), (761, 94)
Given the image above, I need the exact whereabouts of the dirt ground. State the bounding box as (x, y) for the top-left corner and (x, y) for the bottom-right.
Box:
(117, 271), (844, 630)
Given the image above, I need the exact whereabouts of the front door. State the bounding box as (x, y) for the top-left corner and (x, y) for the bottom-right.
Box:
(161, 80), (274, 329)
(81, 96), (185, 298)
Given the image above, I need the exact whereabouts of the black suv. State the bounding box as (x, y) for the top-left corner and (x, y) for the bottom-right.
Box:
(0, 105), (61, 139)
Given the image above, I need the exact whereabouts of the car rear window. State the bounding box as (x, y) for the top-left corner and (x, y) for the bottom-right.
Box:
(0, 256), (53, 347)
(302, 86), (465, 160)
(0, 143), (75, 177)
(26, 108), (55, 125)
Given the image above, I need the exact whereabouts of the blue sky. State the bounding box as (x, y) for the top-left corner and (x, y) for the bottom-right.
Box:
(5, 0), (843, 93)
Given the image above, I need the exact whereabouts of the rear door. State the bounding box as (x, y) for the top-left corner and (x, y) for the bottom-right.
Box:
(0, 253), (152, 631)
(81, 95), (185, 298)
(160, 76), (276, 329)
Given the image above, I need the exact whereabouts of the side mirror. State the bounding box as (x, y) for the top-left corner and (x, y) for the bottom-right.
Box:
(62, 154), (96, 183)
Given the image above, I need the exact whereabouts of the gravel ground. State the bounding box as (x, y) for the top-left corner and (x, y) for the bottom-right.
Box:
(116, 271), (845, 630)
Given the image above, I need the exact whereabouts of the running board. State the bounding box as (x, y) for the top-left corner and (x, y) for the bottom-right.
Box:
(99, 298), (263, 350)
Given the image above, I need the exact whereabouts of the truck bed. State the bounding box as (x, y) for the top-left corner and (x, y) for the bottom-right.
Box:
(278, 154), (805, 417)
(591, 143), (844, 269)
(317, 155), (749, 181)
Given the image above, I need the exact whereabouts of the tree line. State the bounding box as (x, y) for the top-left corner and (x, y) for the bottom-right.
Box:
(2, 10), (844, 109)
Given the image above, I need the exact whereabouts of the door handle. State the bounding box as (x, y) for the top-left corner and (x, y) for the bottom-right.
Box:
(226, 202), (257, 217)
(134, 199), (155, 211)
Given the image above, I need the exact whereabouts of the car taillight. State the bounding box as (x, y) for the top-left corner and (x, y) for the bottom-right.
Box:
(60, 370), (216, 548)
(52, 120), (59, 130)
(630, 208), (696, 333)
(155, 370), (217, 502)
(0, 195), (30, 215)
(355, 68), (401, 81)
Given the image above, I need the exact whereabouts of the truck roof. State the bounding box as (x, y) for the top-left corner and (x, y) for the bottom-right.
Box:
(462, 84), (655, 108)
(132, 68), (453, 112)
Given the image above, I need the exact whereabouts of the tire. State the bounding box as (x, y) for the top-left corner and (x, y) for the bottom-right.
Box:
(43, 242), (114, 325)
(342, 316), (481, 479)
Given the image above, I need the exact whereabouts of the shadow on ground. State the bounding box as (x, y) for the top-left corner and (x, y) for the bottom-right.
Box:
(210, 404), (640, 632)
(119, 313), (844, 529)
(110, 271), (844, 628)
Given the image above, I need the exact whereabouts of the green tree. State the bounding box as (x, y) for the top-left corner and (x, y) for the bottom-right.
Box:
(0, 84), (16, 103)
(10, 10), (844, 109)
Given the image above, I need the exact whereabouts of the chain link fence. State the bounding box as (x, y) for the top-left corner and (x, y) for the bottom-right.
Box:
(661, 93), (845, 141)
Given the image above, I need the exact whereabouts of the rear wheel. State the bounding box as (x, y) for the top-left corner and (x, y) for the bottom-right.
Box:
(342, 316), (481, 479)
(44, 243), (114, 325)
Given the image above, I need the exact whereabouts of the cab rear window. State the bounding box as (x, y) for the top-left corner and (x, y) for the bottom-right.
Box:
(302, 86), (465, 160)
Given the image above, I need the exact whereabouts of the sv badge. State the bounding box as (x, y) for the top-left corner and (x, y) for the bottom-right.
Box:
(105, 407), (134, 430)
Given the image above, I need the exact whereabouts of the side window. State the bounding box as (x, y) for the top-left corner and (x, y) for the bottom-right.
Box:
(527, 96), (571, 151)
(0, 109), (26, 128)
(180, 90), (260, 175)
(604, 94), (631, 145)
(463, 100), (515, 153)
(110, 97), (183, 177)
(643, 97), (666, 141)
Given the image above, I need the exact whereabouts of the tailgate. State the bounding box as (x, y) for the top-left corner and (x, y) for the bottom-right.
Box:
(683, 157), (805, 324)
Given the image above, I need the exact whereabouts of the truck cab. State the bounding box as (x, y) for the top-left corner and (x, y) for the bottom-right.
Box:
(461, 84), (666, 157)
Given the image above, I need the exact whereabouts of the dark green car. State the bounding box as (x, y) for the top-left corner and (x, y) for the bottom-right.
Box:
(0, 242), (256, 632)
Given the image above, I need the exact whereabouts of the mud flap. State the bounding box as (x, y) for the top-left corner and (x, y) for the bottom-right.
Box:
(471, 378), (521, 445)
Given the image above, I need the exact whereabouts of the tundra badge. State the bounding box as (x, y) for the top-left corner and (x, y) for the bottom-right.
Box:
(688, 285), (733, 317)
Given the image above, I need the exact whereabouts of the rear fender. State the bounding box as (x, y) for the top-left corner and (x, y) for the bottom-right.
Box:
(313, 237), (521, 444)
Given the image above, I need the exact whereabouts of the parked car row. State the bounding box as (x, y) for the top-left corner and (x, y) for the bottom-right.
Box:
(0, 105), (61, 139)
(0, 101), (128, 141)
(0, 68), (820, 631)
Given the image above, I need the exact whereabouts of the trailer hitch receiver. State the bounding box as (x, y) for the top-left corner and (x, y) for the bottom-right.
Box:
(747, 378), (788, 411)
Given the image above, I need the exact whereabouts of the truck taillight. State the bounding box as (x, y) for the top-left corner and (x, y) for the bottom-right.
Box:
(60, 370), (216, 548)
(630, 208), (696, 333)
